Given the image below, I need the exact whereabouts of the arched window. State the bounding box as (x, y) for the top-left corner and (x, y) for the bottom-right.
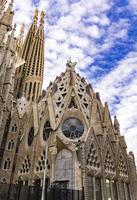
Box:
(43, 121), (52, 141)
(4, 158), (11, 170)
(11, 124), (17, 132)
(8, 140), (14, 150)
(28, 127), (34, 146)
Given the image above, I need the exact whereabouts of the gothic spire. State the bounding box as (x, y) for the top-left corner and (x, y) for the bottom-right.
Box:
(14, 9), (39, 99)
(16, 23), (25, 56)
(21, 8), (38, 60)
(0, 0), (14, 31)
(114, 115), (120, 134)
(23, 10), (45, 101)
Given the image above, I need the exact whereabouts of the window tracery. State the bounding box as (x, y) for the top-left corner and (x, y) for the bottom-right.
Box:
(118, 154), (128, 177)
(87, 143), (100, 170)
(35, 151), (50, 172)
(75, 77), (91, 120)
(62, 117), (84, 139)
(20, 155), (31, 174)
(104, 150), (116, 176)
(52, 73), (69, 120)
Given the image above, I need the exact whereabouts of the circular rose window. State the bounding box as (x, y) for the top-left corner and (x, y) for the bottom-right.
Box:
(28, 127), (34, 146)
(62, 117), (84, 139)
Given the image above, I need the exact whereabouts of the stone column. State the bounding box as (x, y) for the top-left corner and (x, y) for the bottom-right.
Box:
(49, 146), (57, 184)
(127, 152), (137, 200)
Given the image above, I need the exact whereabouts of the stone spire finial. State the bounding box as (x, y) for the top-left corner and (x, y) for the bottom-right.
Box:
(20, 23), (25, 35)
(114, 115), (120, 132)
(33, 8), (38, 23)
(66, 58), (77, 71)
(40, 10), (45, 27)
(16, 23), (25, 55)
(10, 0), (14, 5)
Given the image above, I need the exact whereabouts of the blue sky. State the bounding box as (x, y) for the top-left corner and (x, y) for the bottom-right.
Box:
(12, 0), (137, 163)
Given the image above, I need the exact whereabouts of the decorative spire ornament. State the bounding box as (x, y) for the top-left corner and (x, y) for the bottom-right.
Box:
(40, 10), (45, 27)
(66, 58), (77, 71)
(33, 8), (38, 23)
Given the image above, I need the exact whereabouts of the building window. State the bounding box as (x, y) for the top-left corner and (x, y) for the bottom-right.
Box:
(121, 182), (126, 200)
(87, 176), (94, 200)
(8, 139), (14, 150)
(4, 158), (11, 170)
(106, 179), (111, 200)
(106, 179), (118, 200)
(95, 177), (102, 200)
(29, 82), (32, 95)
(28, 127), (34, 146)
(43, 121), (52, 141)
(111, 180), (118, 200)
(62, 117), (84, 139)
(124, 183), (131, 200)
(11, 124), (17, 132)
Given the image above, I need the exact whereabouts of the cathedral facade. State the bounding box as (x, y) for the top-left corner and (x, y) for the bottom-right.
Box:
(0, 1), (137, 200)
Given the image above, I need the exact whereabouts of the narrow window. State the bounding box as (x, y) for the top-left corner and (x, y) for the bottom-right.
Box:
(11, 124), (17, 132)
(106, 179), (111, 200)
(111, 180), (118, 200)
(29, 82), (32, 95)
(4, 158), (11, 170)
(87, 176), (94, 200)
(95, 177), (102, 200)
(124, 183), (131, 200)
(25, 83), (27, 93)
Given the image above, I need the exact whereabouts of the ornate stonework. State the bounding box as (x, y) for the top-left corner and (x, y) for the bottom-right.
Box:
(0, 1), (137, 200)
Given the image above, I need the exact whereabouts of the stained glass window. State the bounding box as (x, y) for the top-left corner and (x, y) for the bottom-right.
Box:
(62, 117), (84, 139)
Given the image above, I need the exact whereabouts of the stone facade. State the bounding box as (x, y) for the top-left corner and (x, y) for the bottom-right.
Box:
(0, 1), (137, 200)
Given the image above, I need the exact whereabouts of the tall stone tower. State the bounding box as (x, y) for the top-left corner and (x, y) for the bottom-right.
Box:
(0, 0), (17, 160)
(14, 10), (45, 102)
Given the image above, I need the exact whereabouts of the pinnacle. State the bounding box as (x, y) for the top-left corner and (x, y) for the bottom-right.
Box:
(66, 58), (77, 71)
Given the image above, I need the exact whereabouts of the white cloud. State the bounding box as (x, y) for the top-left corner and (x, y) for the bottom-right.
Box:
(94, 51), (137, 162)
